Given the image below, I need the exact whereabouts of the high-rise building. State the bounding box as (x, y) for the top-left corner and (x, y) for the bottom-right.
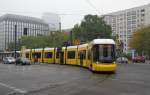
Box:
(42, 13), (61, 31)
(103, 3), (150, 53)
(0, 14), (49, 51)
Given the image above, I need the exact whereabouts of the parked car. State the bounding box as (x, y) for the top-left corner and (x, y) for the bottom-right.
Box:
(16, 57), (31, 65)
(132, 56), (145, 63)
(116, 57), (128, 64)
(3, 57), (16, 64)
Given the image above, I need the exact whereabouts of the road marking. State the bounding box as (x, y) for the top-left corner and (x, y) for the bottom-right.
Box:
(0, 82), (27, 94)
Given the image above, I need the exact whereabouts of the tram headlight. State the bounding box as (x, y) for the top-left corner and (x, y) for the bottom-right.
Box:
(113, 62), (116, 64)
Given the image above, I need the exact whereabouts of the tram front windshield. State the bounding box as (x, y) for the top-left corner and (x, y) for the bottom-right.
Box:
(93, 44), (115, 63)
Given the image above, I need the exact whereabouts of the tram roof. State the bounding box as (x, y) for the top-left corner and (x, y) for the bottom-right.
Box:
(67, 46), (78, 49)
(78, 44), (88, 48)
(91, 39), (115, 45)
(31, 48), (43, 51)
(25, 49), (31, 52)
(44, 48), (54, 50)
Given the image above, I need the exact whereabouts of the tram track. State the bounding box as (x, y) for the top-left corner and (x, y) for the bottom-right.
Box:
(21, 73), (113, 95)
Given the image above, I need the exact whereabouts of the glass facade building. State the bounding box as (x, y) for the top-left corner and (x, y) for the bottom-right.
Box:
(0, 14), (49, 51)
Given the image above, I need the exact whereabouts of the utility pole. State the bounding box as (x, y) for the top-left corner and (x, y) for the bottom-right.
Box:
(70, 31), (73, 46)
(14, 25), (17, 58)
(59, 22), (61, 32)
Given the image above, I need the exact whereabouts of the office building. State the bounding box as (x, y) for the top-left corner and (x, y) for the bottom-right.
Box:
(0, 14), (49, 51)
(103, 3), (150, 53)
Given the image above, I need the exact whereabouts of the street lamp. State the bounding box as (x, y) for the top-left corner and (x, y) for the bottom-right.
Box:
(14, 25), (17, 58)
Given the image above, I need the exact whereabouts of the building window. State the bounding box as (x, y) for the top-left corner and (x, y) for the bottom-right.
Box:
(23, 28), (28, 35)
(141, 19), (144, 22)
(141, 14), (145, 17)
(141, 9), (145, 12)
(132, 16), (136, 19)
(132, 20), (136, 24)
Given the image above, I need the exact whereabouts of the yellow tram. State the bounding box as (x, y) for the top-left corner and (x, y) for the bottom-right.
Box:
(24, 39), (117, 73)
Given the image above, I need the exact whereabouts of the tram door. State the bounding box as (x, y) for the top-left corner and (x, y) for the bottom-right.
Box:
(60, 52), (64, 64)
(79, 51), (84, 66)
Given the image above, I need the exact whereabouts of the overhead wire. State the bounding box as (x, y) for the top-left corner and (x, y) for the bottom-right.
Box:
(84, 0), (101, 15)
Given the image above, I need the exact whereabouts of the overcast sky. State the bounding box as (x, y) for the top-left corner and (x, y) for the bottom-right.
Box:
(0, 0), (150, 29)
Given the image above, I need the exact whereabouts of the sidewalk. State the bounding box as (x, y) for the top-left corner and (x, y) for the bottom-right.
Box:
(146, 60), (150, 64)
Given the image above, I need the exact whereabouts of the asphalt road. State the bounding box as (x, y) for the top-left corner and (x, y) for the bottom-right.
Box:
(0, 62), (150, 95)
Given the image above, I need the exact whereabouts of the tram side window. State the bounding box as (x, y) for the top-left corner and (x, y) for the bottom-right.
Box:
(26, 53), (29, 58)
(88, 50), (91, 60)
(45, 52), (53, 58)
(67, 51), (75, 59)
(32, 53), (41, 58)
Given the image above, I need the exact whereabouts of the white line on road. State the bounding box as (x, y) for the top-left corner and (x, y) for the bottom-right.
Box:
(0, 82), (27, 94)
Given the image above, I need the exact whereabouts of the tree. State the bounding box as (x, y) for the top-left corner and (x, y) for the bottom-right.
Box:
(8, 31), (69, 50)
(72, 14), (112, 42)
(129, 26), (150, 59)
(50, 31), (69, 47)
